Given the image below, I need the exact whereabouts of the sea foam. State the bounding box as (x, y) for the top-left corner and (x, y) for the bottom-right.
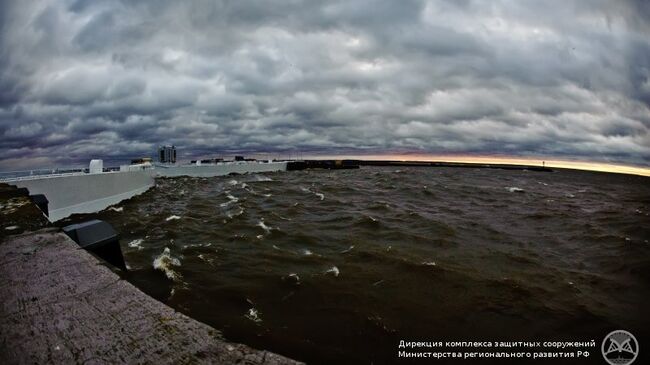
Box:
(326, 266), (340, 277)
(128, 238), (144, 249)
(506, 187), (525, 193)
(255, 175), (273, 182)
(153, 247), (182, 281)
(257, 220), (272, 233)
(245, 308), (262, 323)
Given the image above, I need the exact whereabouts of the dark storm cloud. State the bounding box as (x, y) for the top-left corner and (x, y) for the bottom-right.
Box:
(1, 0), (649, 169)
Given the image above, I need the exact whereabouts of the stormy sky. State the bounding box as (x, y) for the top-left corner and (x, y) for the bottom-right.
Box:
(1, 0), (649, 169)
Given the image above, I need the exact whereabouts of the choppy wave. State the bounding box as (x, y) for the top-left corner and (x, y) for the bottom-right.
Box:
(65, 165), (650, 365)
(506, 186), (525, 193)
(128, 238), (144, 249)
(257, 219), (272, 233)
(245, 308), (262, 323)
(153, 247), (182, 281)
(224, 205), (245, 219)
(283, 273), (300, 285)
(300, 186), (325, 200)
(254, 175), (273, 182)
(326, 266), (340, 277)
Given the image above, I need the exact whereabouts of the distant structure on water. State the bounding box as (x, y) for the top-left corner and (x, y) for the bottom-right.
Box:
(158, 145), (176, 164)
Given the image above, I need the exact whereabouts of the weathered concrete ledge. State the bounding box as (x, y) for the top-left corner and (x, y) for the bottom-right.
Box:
(0, 230), (301, 364)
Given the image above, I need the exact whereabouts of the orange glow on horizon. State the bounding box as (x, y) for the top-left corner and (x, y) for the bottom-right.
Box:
(301, 154), (650, 177)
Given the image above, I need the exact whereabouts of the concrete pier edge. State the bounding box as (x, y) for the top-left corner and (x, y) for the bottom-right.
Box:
(0, 182), (301, 364)
(0, 230), (301, 364)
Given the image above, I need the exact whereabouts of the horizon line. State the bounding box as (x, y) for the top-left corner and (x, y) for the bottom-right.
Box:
(1, 153), (648, 178)
(301, 154), (650, 177)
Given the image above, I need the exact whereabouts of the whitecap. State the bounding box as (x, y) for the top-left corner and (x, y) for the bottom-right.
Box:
(4, 225), (19, 231)
(257, 220), (272, 233)
(219, 200), (235, 208)
(108, 206), (123, 212)
(301, 249), (313, 256)
(165, 215), (181, 221)
(284, 273), (300, 284)
(128, 238), (144, 249)
(245, 308), (262, 323)
(422, 261), (437, 266)
(153, 247), (182, 281)
(225, 205), (244, 219)
(197, 254), (214, 265)
(326, 266), (340, 277)
(228, 179), (239, 186)
(506, 187), (525, 193)
(220, 193), (239, 207)
(300, 186), (324, 200)
(340, 245), (355, 254)
(255, 175), (273, 182)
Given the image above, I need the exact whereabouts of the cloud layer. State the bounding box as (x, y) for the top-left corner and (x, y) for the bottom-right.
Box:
(1, 0), (649, 169)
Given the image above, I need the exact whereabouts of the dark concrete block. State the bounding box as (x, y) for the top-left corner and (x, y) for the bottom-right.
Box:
(62, 220), (127, 271)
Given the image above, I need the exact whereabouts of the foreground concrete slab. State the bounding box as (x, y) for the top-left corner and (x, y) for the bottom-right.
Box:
(0, 230), (302, 364)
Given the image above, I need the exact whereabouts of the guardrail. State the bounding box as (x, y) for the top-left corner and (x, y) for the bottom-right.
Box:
(0, 167), (121, 183)
(1, 172), (87, 183)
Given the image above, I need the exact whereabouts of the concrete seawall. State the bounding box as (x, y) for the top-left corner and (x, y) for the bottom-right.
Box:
(8, 170), (155, 222)
(3, 161), (287, 222)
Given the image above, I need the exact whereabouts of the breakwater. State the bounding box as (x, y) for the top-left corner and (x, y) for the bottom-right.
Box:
(357, 159), (552, 171)
(287, 159), (551, 172)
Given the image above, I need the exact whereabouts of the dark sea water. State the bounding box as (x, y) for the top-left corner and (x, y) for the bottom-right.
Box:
(60, 167), (650, 364)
